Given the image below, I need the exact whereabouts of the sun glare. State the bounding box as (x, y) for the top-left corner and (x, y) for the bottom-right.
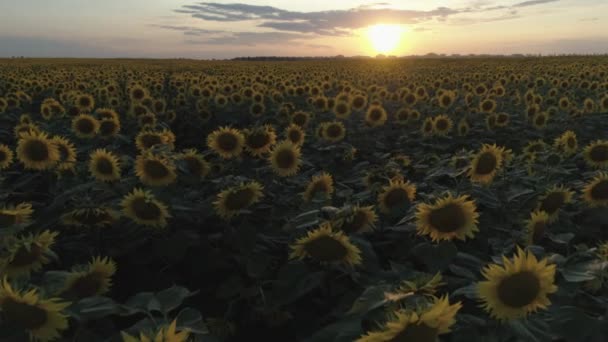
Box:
(367, 24), (405, 55)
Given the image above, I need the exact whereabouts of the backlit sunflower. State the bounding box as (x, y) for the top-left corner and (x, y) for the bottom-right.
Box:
(582, 173), (608, 207)
(525, 210), (550, 245)
(245, 126), (276, 157)
(135, 131), (167, 152)
(285, 124), (305, 146)
(98, 118), (121, 138)
(365, 105), (388, 127)
(269, 140), (301, 177)
(377, 179), (417, 214)
(356, 296), (461, 342)
(553, 130), (577, 156)
(469, 144), (505, 185)
(60, 207), (119, 228)
(457, 118), (470, 136)
(333, 101), (352, 119)
(121, 320), (190, 342)
(321, 121), (346, 143)
(213, 181), (264, 220)
(0, 144), (14, 170)
(438, 90), (456, 108)
(303, 172), (334, 202)
(477, 247), (557, 320)
(71, 114), (99, 138)
(1, 230), (58, 278)
(523, 139), (547, 155)
(207, 126), (245, 159)
(480, 98), (497, 113)
(0, 278), (70, 341)
(51, 136), (77, 172)
(121, 188), (171, 228)
(532, 111), (549, 129)
(334, 205), (377, 234)
(432, 114), (453, 136)
(495, 112), (510, 127)
(134, 153), (177, 187)
(291, 111), (311, 127)
(89, 149), (121, 182)
(75, 94), (94, 112)
(177, 149), (210, 179)
(16, 131), (59, 170)
(536, 185), (574, 222)
(61, 256), (116, 299)
(289, 223), (361, 267)
(416, 194), (479, 242)
(421, 117), (434, 137)
(583, 140), (608, 168)
(0, 203), (33, 228)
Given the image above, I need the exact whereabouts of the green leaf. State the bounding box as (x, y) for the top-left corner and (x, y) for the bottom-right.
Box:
(176, 307), (209, 335)
(156, 285), (196, 314)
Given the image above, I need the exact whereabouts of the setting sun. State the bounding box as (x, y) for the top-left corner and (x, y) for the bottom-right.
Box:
(366, 24), (405, 55)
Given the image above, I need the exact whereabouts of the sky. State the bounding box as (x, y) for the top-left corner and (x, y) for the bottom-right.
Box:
(0, 0), (607, 58)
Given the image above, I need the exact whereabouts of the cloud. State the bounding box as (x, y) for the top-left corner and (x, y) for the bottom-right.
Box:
(513, 0), (560, 8)
(185, 31), (307, 46)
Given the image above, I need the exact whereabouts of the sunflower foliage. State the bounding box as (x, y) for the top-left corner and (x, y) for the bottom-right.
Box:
(0, 57), (607, 341)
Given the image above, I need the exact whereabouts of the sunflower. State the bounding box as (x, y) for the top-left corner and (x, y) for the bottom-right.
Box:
(16, 131), (60, 170)
(303, 173), (334, 202)
(583, 140), (608, 168)
(88, 149), (121, 182)
(291, 111), (311, 127)
(356, 296), (461, 342)
(285, 124), (305, 146)
(0, 278), (70, 341)
(269, 140), (301, 177)
(289, 223), (361, 267)
(525, 210), (550, 245)
(0, 203), (33, 228)
(432, 115), (453, 136)
(377, 179), (417, 214)
(96, 108), (120, 121)
(365, 105), (388, 127)
(245, 126), (276, 157)
(129, 85), (148, 103)
(0, 144), (14, 170)
(51, 136), (77, 172)
(71, 114), (99, 138)
(469, 144), (505, 185)
(523, 139), (547, 155)
(553, 130), (577, 156)
(135, 130), (168, 152)
(421, 117), (434, 137)
(478, 247), (557, 320)
(495, 112), (510, 127)
(536, 185), (574, 222)
(333, 101), (352, 119)
(207, 126), (245, 159)
(480, 98), (497, 113)
(416, 194), (479, 242)
(582, 173), (608, 207)
(121, 320), (190, 342)
(99, 118), (121, 138)
(335, 205), (377, 234)
(321, 121), (346, 143)
(457, 118), (470, 136)
(438, 90), (456, 108)
(61, 256), (116, 299)
(532, 111), (549, 129)
(134, 153), (177, 187)
(213, 181), (264, 219)
(60, 207), (119, 228)
(121, 188), (171, 228)
(1, 230), (58, 278)
(177, 149), (210, 179)
(75, 94), (95, 112)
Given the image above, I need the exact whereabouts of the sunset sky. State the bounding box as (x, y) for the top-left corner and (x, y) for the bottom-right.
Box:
(1, 0), (607, 58)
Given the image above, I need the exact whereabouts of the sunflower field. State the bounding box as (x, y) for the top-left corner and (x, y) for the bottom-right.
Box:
(0, 57), (607, 341)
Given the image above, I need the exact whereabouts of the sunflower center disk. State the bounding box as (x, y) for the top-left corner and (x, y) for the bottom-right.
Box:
(276, 150), (296, 168)
(225, 189), (254, 211)
(184, 157), (203, 175)
(497, 271), (541, 308)
(131, 198), (162, 220)
(540, 193), (565, 214)
(141, 135), (163, 149)
(77, 120), (95, 134)
(217, 133), (238, 151)
(591, 181), (608, 200)
(10, 244), (43, 267)
(384, 189), (410, 209)
(144, 160), (170, 179)
(392, 323), (438, 342)
(304, 235), (348, 262)
(343, 211), (366, 233)
(1, 298), (48, 330)
(475, 152), (497, 175)
(68, 272), (103, 298)
(590, 145), (608, 162)
(96, 158), (115, 175)
(24, 140), (50, 161)
(428, 203), (466, 233)
(0, 213), (17, 227)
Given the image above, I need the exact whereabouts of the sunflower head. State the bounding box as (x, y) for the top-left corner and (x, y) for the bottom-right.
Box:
(582, 172), (608, 207)
(2, 230), (58, 278)
(245, 125), (277, 157)
(457, 118), (470, 136)
(478, 247), (557, 320)
(61, 256), (116, 299)
(135, 130), (168, 152)
(321, 121), (346, 143)
(378, 179), (417, 214)
(365, 105), (388, 127)
(536, 185), (574, 222)
(303, 173), (334, 202)
(333, 101), (352, 119)
(269, 140), (301, 177)
(121, 188), (171, 228)
(583, 140), (608, 169)
(468, 144), (505, 185)
(89, 149), (121, 182)
(213, 181), (264, 220)
(333, 205), (377, 234)
(16, 131), (60, 170)
(71, 114), (99, 138)
(525, 210), (550, 245)
(421, 117), (435, 137)
(134, 153), (177, 187)
(291, 111), (311, 127)
(416, 193), (480, 242)
(0, 203), (33, 228)
(289, 223), (362, 267)
(207, 126), (245, 159)
(553, 130), (577, 156)
(99, 118), (121, 138)
(432, 114), (453, 136)
(285, 124), (305, 146)
(177, 149), (210, 179)
(121, 320), (190, 342)
(0, 144), (14, 170)
(51, 136), (77, 172)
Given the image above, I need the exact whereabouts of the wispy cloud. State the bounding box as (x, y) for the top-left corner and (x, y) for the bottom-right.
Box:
(513, 0), (560, 8)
